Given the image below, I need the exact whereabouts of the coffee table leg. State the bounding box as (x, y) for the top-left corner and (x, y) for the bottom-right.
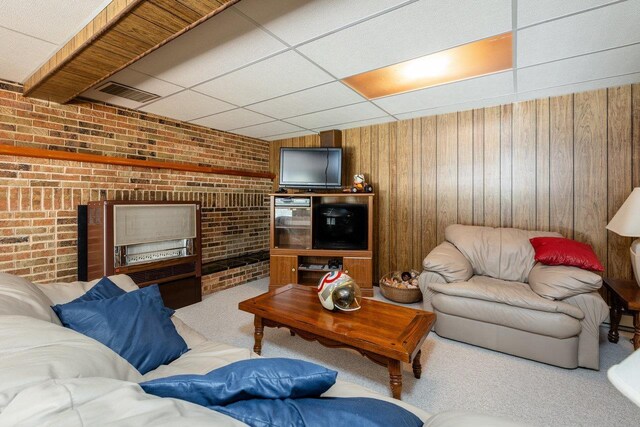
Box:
(388, 360), (402, 400)
(253, 316), (264, 355)
(608, 298), (621, 343)
(412, 350), (422, 379)
(633, 312), (640, 350)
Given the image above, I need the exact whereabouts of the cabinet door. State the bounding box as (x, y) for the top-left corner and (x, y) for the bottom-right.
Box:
(270, 255), (298, 286)
(343, 257), (372, 290)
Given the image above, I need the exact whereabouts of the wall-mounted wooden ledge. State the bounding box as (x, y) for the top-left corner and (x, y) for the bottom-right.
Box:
(0, 145), (275, 180)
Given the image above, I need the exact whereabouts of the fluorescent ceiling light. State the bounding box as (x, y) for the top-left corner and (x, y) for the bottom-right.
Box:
(342, 32), (513, 99)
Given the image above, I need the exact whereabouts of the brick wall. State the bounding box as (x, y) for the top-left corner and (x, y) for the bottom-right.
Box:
(0, 80), (271, 293)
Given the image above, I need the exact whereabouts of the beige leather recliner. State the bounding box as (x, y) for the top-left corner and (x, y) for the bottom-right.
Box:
(419, 224), (609, 370)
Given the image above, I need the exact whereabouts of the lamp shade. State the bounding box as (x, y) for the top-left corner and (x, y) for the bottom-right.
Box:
(606, 187), (640, 237)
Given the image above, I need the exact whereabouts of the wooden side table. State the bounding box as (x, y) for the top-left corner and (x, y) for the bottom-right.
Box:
(603, 277), (640, 350)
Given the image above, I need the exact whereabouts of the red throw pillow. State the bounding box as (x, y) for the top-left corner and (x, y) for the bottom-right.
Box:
(529, 237), (604, 271)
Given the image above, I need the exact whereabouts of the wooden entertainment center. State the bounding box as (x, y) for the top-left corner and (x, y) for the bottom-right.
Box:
(269, 193), (374, 296)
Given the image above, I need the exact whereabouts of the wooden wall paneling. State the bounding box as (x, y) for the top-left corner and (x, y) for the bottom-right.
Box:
(343, 128), (358, 185)
(370, 125), (381, 281)
(377, 123), (391, 278)
(410, 119), (422, 270)
(361, 126), (373, 183)
(388, 123), (398, 271)
(483, 106), (502, 227)
(396, 119), (413, 270)
(473, 109), (485, 225)
(536, 98), (551, 231)
(436, 113), (458, 243)
(549, 95), (575, 237)
(574, 89), (608, 269)
(457, 110), (474, 225)
(633, 84), (640, 188)
(421, 116), (438, 260)
(607, 86), (633, 280)
(512, 100), (537, 230)
(500, 104), (513, 227)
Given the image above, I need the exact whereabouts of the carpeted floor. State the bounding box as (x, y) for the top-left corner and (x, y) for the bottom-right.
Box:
(176, 278), (640, 426)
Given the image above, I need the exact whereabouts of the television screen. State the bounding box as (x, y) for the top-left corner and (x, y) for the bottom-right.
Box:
(279, 148), (342, 189)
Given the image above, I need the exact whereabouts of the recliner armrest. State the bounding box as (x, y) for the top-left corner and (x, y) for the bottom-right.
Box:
(422, 242), (473, 283)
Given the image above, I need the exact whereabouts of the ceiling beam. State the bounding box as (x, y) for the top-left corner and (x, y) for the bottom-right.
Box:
(23, 0), (240, 104)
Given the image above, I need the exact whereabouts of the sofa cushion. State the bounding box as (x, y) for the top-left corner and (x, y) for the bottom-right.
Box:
(528, 263), (602, 300)
(431, 292), (582, 339)
(52, 285), (187, 374)
(0, 272), (61, 325)
(0, 315), (142, 411)
(422, 242), (473, 283)
(35, 274), (139, 305)
(445, 225), (561, 283)
(428, 276), (584, 320)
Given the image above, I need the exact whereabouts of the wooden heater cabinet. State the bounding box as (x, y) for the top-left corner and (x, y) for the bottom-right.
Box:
(86, 200), (202, 309)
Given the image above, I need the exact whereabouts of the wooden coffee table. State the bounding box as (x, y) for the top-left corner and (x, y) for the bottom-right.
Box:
(238, 284), (436, 399)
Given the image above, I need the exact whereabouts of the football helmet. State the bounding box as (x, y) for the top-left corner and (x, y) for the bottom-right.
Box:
(317, 271), (362, 312)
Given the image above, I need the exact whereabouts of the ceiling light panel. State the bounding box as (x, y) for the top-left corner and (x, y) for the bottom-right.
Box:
(297, 0), (511, 78)
(191, 108), (273, 131)
(343, 33), (512, 99)
(140, 90), (234, 122)
(517, 0), (617, 28)
(285, 102), (387, 129)
(373, 71), (514, 115)
(129, 9), (287, 88)
(232, 121), (305, 138)
(192, 51), (333, 106)
(234, 0), (415, 46)
(0, 27), (57, 83)
(518, 1), (640, 68)
(247, 81), (365, 119)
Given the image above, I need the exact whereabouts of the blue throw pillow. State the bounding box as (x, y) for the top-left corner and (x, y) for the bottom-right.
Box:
(140, 358), (337, 406)
(213, 397), (424, 427)
(66, 276), (175, 317)
(52, 285), (187, 374)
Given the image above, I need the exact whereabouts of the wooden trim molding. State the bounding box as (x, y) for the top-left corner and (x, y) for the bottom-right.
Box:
(23, 0), (240, 104)
(0, 145), (275, 180)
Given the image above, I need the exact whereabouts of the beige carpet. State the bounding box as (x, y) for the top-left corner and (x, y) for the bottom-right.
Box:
(176, 278), (639, 426)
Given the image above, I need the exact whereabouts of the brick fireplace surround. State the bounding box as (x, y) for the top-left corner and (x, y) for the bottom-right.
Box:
(0, 80), (271, 295)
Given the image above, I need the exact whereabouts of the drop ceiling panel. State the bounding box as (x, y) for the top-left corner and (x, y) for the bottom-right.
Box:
(313, 115), (396, 132)
(81, 68), (184, 109)
(192, 51), (333, 106)
(516, 72), (640, 102)
(297, 0), (512, 78)
(0, 27), (57, 83)
(140, 90), (235, 122)
(518, 43), (640, 93)
(517, 0), (617, 28)
(0, 0), (110, 44)
(190, 108), (273, 131)
(129, 9), (288, 88)
(518, 1), (640, 68)
(374, 71), (514, 115)
(286, 102), (388, 129)
(394, 94), (515, 121)
(263, 130), (317, 141)
(234, 0), (414, 46)
(247, 82), (365, 119)
(232, 121), (305, 138)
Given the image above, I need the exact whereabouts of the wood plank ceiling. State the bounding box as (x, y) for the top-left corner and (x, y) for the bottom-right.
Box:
(23, 0), (239, 103)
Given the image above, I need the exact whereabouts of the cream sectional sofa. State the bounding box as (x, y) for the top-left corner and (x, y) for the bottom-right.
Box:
(0, 272), (433, 425)
(419, 225), (609, 370)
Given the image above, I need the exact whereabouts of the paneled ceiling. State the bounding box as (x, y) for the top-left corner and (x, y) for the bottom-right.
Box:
(2, 0), (640, 141)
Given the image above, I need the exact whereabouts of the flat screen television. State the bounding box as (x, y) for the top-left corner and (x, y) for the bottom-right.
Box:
(279, 148), (342, 190)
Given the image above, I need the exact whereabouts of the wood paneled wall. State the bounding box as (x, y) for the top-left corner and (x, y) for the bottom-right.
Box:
(271, 84), (640, 283)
